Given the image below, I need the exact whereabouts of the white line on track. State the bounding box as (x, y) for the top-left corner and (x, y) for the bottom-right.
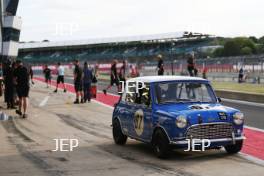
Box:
(222, 98), (264, 108)
(245, 125), (264, 133)
(238, 153), (264, 166)
(39, 96), (50, 107)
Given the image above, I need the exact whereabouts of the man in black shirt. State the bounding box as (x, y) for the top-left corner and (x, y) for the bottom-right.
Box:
(103, 60), (120, 95)
(187, 54), (198, 77)
(43, 65), (51, 88)
(3, 60), (15, 109)
(13, 60), (30, 118)
(73, 60), (83, 104)
(157, 54), (164, 75)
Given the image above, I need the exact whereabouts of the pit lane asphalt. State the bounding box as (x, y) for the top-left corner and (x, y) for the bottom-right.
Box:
(61, 77), (264, 130)
(1, 80), (263, 176)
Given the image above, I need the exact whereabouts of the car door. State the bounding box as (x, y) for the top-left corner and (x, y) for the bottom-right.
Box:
(116, 92), (131, 135)
(124, 84), (138, 137)
(129, 84), (153, 142)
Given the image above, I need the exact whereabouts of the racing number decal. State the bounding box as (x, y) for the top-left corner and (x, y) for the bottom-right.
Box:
(134, 109), (144, 136)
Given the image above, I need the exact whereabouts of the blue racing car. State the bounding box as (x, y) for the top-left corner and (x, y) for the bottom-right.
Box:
(112, 76), (245, 158)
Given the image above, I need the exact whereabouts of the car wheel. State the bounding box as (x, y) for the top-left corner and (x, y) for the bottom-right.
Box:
(224, 140), (243, 154)
(152, 129), (171, 158)
(113, 119), (127, 145)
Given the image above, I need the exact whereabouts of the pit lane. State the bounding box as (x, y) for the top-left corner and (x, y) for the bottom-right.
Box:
(0, 78), (263, 176)
(59, 76), (264, 161)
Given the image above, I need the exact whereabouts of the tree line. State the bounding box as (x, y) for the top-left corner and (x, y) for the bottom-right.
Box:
(212, 36), (264, 57)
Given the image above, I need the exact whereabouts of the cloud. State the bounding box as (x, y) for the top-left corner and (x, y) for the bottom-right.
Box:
(17, 0), (264, 42)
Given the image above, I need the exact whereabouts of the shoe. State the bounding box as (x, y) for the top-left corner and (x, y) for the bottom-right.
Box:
(22, 114), (28, 119)
(16, 110), (22, 116)
(54, 89), (58, 93)
(74, 100), (79, 104)
(103, 89), (107, 95)
(81, 99), (84, 104)
(64, 89), (67, 93)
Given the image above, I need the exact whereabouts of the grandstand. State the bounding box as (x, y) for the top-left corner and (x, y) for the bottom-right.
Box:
(18, 31), (214, 64)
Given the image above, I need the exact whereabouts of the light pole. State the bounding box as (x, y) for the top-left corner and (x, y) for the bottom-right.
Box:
(170, 42), (175, 75)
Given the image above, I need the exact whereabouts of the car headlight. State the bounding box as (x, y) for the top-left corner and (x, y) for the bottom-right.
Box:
(176, 115), (187, 128)
(233, 112), (244, 125)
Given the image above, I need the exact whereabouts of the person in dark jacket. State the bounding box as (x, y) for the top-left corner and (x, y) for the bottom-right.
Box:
(83, 62), (93, 103)
(187, 54), (198, 77)
(157, 55), (164, 76)
(43, 65), (52, 88)
(13, 60), (30, 118)
(29, 66), (34, 85)
(238, 68), (244, 83)
(3, 61), (15, 109)
(103, 60), (120, 95)
(73, 60), (83, 104)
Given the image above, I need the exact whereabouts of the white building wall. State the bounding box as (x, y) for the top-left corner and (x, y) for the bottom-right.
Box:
(3, 15), (22, 30)
(3, 40), (19, 56)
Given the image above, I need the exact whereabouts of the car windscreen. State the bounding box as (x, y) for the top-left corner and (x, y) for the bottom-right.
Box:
(155, 82), (216, 104)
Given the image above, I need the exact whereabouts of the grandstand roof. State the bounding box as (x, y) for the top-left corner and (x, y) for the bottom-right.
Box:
(19, 31), (212, 50)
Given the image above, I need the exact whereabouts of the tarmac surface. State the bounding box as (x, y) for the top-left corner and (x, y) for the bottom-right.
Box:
(93, 79), (264, 130)
(0, 80), (264, 176)
(53, 76), (264, 158)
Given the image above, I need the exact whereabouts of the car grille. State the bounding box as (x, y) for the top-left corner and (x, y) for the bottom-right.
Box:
(186, 123), (233, 139)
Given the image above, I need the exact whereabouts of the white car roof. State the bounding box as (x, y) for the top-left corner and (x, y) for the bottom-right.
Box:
(128, 76), (207, 83)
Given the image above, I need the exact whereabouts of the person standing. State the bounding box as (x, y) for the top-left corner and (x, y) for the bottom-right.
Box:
(3, 61), (15, 109)
(187, 54), (198, 77)
(238, 67), (244, 83)
(119, 60), (129, 82)
(29, 66), (34, 85)
(43, 65), (52, 88)
(91, 64), (98, 98)
(83, 62), (93, 103)
(54, 62), (67, 93)
(157, 55), (164, 76)
(0, 63), (3, 97)
(202, 67), (208, 79)
(13, 60), (30, 118)
(119, 60), (129, 92)
(73, 60), (84, 104)
(103, 60), (120, 95)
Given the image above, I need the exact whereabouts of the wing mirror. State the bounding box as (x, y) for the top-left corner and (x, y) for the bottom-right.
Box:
(217, 97), (222, 103)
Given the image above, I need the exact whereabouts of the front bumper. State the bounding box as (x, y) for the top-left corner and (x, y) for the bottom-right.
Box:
(170, 136), (245, 145)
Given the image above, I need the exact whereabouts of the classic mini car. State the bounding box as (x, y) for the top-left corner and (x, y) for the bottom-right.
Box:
(112, 76), (245, 158)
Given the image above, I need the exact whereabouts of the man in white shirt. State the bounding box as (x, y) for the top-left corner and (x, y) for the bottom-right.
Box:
(54, 62), (67, 93)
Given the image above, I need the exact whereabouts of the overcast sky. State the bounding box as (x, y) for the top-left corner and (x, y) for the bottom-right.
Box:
(17, 0), (264, 42)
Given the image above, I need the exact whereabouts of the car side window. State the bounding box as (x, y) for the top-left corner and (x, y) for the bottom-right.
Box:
(135, 84), (151, 107)
(125, 82), (136, 103)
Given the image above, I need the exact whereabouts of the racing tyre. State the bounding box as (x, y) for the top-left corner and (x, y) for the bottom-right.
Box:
(224, 140), (243, 154)
(113, 119), (127, 145)
(152, 129), (171, 158)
